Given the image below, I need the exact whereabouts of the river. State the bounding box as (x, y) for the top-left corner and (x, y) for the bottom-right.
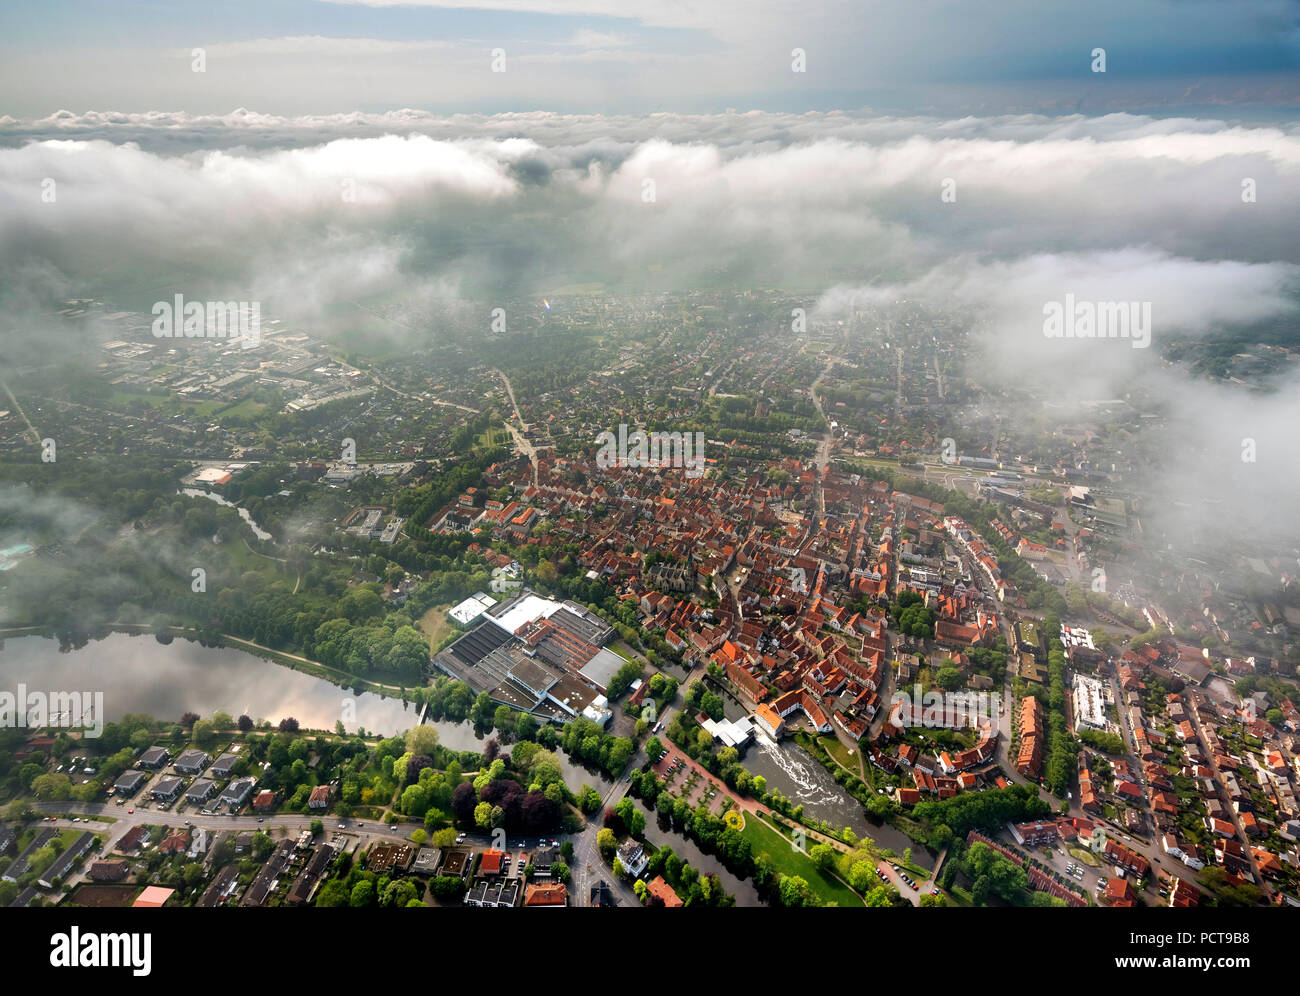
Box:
(0, 633), (610, 794)
(2, 632), (925, 863)
(712, 675), (933, 867)
(180, 488), (272, 541)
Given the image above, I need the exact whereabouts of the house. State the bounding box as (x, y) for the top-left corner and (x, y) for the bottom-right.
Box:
(88, 860), (130, 883)
(113, 770), (147, 797)
(286, 843), (339, 906)
(174, 750), (210, 775)
(617, 839), (649, 878)
(220, 777), (256, 809)
(438, 848), (473, 881)
(308, 785), (334, 809)
(210, 753), (240, 779)
(523, 882), (567, 907)
(367, 842), (416, 875)
(241, 839), (296, 907)
(465, 879), (521, 907)
(198, 866), (242, 908)
(186, 779), (217, 805)
(151, 776), (184, 803)
(1160, 834), (1206, 871)
(38, 831), (95, 889)
(1008, 821), (1059, 847)
(1103, 878), (1138, 908)
(1169, 877), (1200, 908)
(646, 875), (684, 907)
(1102, 837), (1150, 878)
(533, 844), (558, 877)
(479, 849), (507, 876)
(1114, 780), (1142, 800)
(4, 828), (57, 882)
(411, 848), (443, 877)
(589, 880), (619, 908)
(1206, 817), (1236, 838)
(158, 829), (189, 855)
(252, 789), (277, 811)
(138, 746), (171, 769)
(116, 826), (148, 854)
(131, 886), (175, 908)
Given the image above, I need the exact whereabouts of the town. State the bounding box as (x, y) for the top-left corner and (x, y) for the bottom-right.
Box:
(2, 287), (1298, 911)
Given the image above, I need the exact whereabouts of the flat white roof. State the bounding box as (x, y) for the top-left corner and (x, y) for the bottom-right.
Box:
(701, 716), (754, 749)
(487, 593), (563, 635)
(449, 596), (491, 626)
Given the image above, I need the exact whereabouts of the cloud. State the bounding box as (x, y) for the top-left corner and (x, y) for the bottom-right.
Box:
(0, 103), (1296, 596)
(2, 109), (1295, 322)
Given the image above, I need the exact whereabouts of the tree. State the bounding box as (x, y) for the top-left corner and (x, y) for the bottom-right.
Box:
(192, 718), (217, 748)
(238, 714), (254, 733)
(778, 875), (820, 907)
(614, 797), (645, 837)
(316, 880), (349, 907)
(596, 828), (618, 861)
(252, 831), (272, 860)
(432, 828), (458, 848)
(31, 773), (72, 800)
(349, 879), (376, 907)
(847, 860), (876, 892)
(430, 876), (466, 902)
(809, 843), (836, 871)
(403, 724), (440, 756)
(935, 667), (963, 692)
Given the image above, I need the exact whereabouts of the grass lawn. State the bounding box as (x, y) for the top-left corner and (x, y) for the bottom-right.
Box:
(818, 734), (860, 774)
(218, 398), (270, 420)
(415, 604), (455, 646)
(743, 815), (863, 907)
(1069, 846), (1100, 867)
(609, 641), (639, 662)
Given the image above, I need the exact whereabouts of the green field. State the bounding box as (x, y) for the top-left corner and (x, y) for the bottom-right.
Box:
(415, 604), (455, 646)
(818, 734), (861, 774)
(743, 816), (862, 907)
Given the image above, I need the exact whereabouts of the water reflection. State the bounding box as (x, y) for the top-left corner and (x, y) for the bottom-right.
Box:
(180, 488), (272, 541)
(0, 635), (615, 797)
(0, 634), (416, 734)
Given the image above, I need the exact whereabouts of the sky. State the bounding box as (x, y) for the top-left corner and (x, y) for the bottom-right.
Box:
(1, 0), (1299, 117)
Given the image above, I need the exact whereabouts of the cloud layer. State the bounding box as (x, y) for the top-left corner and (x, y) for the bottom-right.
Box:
(2, 107), (1297, 566)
